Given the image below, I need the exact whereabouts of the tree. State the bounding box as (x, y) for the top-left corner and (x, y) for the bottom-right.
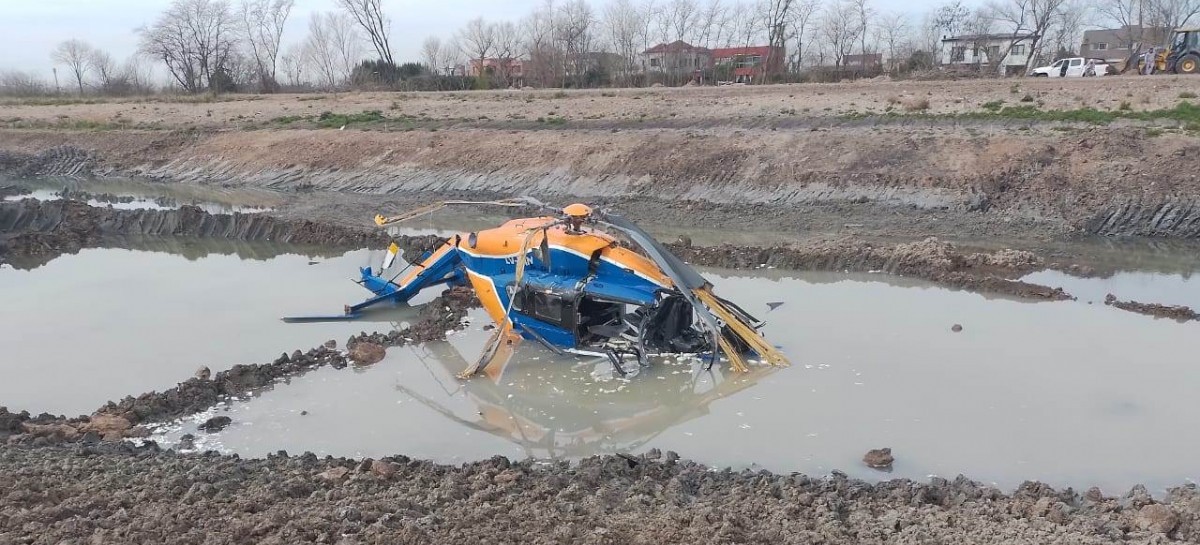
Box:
(987, 0), (1070, 72)
(1150, 0), (1200, 39)
(603, 0), (645, 84)
(523, 1), (559, 87)
(820, 0), (862, 68)
(874, 12), (910, 71)
(421, 36), (443, 72)
(852, 0), (874, 55)
(763, 0), (794, 77)
(138, 0), (238, 94)
(239, 0), (294, 92)
(52, 39), (94, 95)
(694, 0), (731, 48)
(933, 1), (972, 37)
(788, 0), (820, 70)
(556, 0), (597, 87)
(89, 49), (117, 90)
(459, 17), (496, 86)
(279, 44), (304, 87)
(336, 0), (394, 66)
(303, 11), (362, 89)
(493, 21), (523, 86)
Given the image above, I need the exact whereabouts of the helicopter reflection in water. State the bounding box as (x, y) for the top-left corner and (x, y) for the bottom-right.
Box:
(393, 338), (779, 459)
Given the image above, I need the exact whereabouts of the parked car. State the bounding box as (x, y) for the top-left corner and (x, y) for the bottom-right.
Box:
(1029, 58), (1112, 77)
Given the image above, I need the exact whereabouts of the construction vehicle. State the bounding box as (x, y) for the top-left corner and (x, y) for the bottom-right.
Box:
(1133, 28), (1200, 74)
(285, 198), (790, 379)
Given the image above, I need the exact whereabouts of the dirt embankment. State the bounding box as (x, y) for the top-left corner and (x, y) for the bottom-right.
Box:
(1, 442), (1197, 545)
(1104, 294), (1200, 322)
(0, 198), (389, 262)
(4, 78), (1200, 241)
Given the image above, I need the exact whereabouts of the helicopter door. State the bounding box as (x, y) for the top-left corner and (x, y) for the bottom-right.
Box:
(510, 284), (579, 348)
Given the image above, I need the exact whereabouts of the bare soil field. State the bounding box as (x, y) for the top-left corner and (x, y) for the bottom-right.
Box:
(4, 78), (1200, 544)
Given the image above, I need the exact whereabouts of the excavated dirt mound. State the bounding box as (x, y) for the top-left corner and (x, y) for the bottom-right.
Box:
(0, 199), (389, 261)
(1, 443), (1197, 544)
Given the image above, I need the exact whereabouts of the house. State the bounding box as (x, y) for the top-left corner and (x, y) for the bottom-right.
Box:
(1080, 26), (1171, 69)
(842, 53), (883, 72)
(640, 41), (711, 74)
(467, 58), (525, 86)
(940, 33), (1037, 75)
(710, 45), (784, 83)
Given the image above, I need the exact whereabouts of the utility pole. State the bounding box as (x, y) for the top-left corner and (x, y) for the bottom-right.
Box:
(52, 67), (60, 94)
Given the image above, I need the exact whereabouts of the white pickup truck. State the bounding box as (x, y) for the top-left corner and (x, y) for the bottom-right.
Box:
(1029, 57), (1112, 77)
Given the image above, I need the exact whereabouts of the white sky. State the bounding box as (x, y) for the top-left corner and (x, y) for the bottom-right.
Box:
(1, 0), (966, 81)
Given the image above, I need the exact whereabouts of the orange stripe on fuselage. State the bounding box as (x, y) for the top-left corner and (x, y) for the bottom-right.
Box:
(394, 240), (455, 288)
(465, 217), (674, 287)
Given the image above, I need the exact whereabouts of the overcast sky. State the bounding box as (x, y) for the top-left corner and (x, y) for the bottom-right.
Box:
(2, 0), (966, 81)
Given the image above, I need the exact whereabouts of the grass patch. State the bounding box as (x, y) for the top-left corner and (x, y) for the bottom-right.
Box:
(315, 110), (385, 128)
(982, 100), (1005, 112)
(1181, 91), (1198, 99)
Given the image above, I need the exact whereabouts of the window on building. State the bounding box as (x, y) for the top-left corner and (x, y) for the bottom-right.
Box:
(1011, 44), (1026, 55)
(951, 46), (966, 62)
(988, 45), (1001, 59)
(1094, 42), (1108, 50)
(650, 57), (660, 67)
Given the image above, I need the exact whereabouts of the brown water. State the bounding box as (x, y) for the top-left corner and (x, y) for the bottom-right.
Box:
(0, 245), (419, 415)
(105, 260), (1200, 494)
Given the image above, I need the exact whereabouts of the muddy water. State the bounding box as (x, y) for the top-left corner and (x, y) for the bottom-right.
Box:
(0, 175), (278, 213)
(141, 267), (1200, 494)
(1024, 269), (1200, 309)
(0, 245), (421, 416)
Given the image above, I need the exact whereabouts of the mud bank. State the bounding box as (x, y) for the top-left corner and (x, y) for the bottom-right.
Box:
(1104, 294), (1200, 322)
(1, 443), (1197, 545)
(0, 198), (388, 262)
(4, 124), (1200, 240)
(667, 236), (1071, 301)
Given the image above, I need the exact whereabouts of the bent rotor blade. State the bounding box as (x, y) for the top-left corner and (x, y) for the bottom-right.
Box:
(592, 214), (723, 357)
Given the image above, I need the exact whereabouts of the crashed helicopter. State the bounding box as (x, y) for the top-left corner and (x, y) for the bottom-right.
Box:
(285, 198), (789, 378)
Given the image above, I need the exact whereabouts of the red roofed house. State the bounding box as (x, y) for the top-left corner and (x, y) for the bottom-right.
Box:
(710, 45), (785, 83)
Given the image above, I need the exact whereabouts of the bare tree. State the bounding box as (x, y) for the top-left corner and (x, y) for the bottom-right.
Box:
(239, 0), (294, 92)
(335, 0), (394, 65)
(0, 70), (50, 97)
(278, 44), (304, 86)
(788, 0), (820, 70)
(874, 11), (910, 71)
(851, 0), (874, 55)
(494, 21), (523, 86)
(1150, 0), (1200, 39)
(604, 0), (645, 83)
(819, 0), (862, 68)
(667, 0), (700, 43)
(988, 0), (1070, 72)
(52, 39), (94, 95)
(763, 0), (794, 76)
(303, 11), (362, 89)
(1047, 0), (1089, 57)
(694, 0), (730, 48)
(138, 0), (238, 93)
(459, 17), (496, 83)
(89, 49), (117, 90)
(556, 0), (597, 87)
(121, 55), (155, 94)
(933, 1), (972, 37)
(523, 1), (559, 87)
(421, 36), (443, 71)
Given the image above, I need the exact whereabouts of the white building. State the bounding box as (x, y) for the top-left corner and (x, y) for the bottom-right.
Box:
(940, 33), (1038, 75)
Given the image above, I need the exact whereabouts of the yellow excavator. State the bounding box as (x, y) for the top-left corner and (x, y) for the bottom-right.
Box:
(1136, 28), (1200, 74)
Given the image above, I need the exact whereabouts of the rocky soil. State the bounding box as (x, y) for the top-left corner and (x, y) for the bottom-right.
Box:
(1, 443), (1197, 545)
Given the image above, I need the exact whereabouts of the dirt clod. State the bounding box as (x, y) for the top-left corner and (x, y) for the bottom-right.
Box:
(1136, 504), (1180, 534)
(863, 447), (895, 470)
(198, 416), (232, 433)
(348, 342), (386, 365)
